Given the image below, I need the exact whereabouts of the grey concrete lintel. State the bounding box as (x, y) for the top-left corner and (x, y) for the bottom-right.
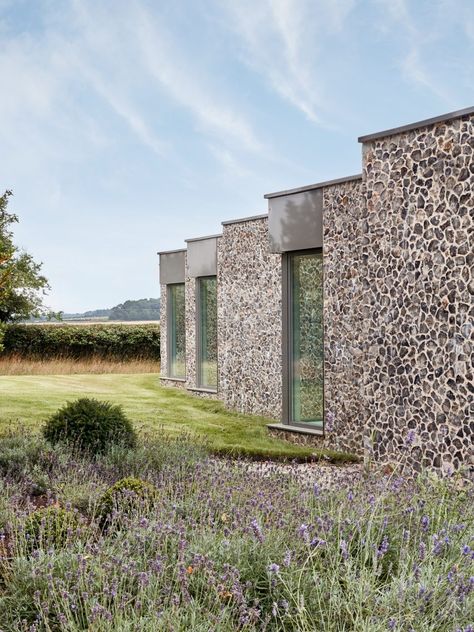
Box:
(358, 106), (474, 143)
(187, 236), (218, 278)
(264, 174), (362, 199)
(159, 249), (186, 284)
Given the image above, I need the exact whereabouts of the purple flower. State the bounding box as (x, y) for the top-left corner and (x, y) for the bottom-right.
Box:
(340, 539), (349, 560)
(250, 518), (264, 543)
(421, 515), (429, 531)
(377, 536), (389, 558)
(298, 523), (309, 542)
(268, 563), (280, 574)
(419, 542), (426, 560)
(325, 411), (335, 432)
(405, 430), (416, 446)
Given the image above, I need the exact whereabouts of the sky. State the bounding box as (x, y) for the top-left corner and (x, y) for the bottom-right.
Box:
(0, 0), (473, 313)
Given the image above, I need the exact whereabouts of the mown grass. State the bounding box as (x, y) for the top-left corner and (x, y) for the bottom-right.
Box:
(0, 372), (356, 462)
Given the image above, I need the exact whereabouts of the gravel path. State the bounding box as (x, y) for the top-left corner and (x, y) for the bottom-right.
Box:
(243, 460), (366, 490)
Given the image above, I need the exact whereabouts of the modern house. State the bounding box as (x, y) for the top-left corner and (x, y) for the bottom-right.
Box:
(159, 106), (473, 474)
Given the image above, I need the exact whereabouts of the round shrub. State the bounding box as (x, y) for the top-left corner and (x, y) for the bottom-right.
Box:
(23, 506), (81, 552)
(43, 398), (137, 454)
(98, 477), (157, 524)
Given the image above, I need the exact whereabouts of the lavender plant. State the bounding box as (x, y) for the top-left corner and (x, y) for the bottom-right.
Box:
(0, 432), (472, 631)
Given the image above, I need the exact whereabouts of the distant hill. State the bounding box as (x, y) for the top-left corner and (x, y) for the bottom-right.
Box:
(108, 298), (160, 321)
(30, 298), (161, 323)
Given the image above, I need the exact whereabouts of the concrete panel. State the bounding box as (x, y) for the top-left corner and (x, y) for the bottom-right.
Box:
(187, 237), (218, 278)
(268, 188), (323, 253)
(159, 250), (185, 284)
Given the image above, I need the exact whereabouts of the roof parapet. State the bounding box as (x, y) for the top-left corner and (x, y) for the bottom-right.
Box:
(358, 106), (474, 143)
(264, 174), (362, 200)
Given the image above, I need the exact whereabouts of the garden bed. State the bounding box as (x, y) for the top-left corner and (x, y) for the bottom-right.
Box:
(0, 432), (472, 631)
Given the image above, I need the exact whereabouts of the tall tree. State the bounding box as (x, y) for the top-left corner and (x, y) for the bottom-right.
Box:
(0, 190), (51, 326)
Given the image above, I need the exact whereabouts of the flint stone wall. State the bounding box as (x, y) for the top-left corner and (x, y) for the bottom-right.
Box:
(217, 218), (283, 418)
(322, 179), (366, 456)
(159, 284), (168, 377)
(361, 112), (474, 473)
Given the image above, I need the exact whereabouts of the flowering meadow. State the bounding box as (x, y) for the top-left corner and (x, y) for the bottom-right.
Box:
(0, 432), (472, 631)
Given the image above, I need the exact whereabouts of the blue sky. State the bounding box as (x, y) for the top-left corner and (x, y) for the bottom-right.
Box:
(0, 0), (473, 312)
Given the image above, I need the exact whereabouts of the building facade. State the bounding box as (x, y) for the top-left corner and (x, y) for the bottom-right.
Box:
(159, 107), (474, 474)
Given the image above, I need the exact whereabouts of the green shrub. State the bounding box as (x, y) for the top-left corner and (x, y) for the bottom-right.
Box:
(98, 477), (157, 524)
(2, 323), (160, 360)
(23, 506), (81, 551)
(43, 398), (137, 454)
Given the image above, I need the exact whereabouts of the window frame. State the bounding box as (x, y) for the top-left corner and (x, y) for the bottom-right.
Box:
(282, 249), (324, 430)
(166, 282), (186, 379)
(196, 275), (218, 391)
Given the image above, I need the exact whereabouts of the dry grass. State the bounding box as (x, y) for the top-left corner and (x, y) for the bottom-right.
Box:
(0, 355), (161, 376)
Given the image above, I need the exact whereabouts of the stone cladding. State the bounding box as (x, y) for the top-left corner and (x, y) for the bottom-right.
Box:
(159, 283), (168, 377)
(217, 218), (283, 418)
(361, 112), (473, 473)
(322, 179), (366, 457)
(184, 260), (197, 390)
(159, 108), (474, 475)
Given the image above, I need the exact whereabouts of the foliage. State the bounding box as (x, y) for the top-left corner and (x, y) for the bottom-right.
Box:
(43, 397), (137, 454)
(98, 477), (157, 524)
(23, 506), (81, 552)
(0, 431), (472, 631)
(2, 322), (160, 360)
(108, 298), (160, 321)
(0, 190), (51, 324)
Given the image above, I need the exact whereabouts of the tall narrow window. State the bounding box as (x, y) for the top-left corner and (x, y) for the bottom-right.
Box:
(167, 283), (186, 378)
(288, 251), (323, 426)
(198, 276), (217, 389)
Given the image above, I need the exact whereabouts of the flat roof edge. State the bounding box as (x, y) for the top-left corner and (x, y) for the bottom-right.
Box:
(264, 174), (362, 199)
(185, 233), (222, 243)
(222, 213), (268, 226)
(358, 106), (474, 143)
(157, 248), (186, 255)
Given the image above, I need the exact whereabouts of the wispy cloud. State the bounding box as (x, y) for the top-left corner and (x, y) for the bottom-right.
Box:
(129, 6), (264, 155)
(216, 0), (355, 125)
(375, 0), (456, 106)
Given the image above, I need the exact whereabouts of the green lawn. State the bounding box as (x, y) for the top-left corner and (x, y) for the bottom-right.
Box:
(0, 373), (356, 461)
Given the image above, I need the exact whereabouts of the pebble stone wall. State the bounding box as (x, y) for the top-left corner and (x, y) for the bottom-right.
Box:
(159, 284), (168, 377)
(361, 112), (473, 473)
(217, 218), (283, 418)
(322, 179), (366, 456)
(160, 108), (473, 474)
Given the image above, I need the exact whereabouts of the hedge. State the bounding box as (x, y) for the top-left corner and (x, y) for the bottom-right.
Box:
(2, 324), (160, 360)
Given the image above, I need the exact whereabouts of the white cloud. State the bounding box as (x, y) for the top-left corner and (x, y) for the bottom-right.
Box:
(130, 6), (264, 154)
(375, 0), (456, 106)
(217, 0), (355, 125)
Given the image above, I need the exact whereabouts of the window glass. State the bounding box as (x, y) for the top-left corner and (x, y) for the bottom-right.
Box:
(290, 252), (323, 425)
(198, 277), (217, 389)
(168, 283), (186, 378)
